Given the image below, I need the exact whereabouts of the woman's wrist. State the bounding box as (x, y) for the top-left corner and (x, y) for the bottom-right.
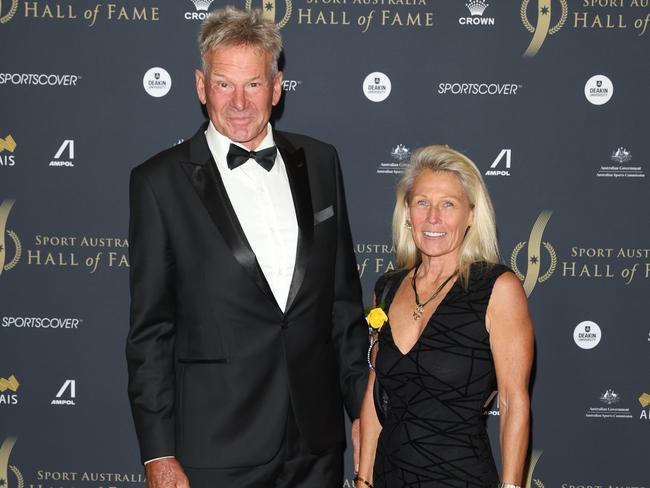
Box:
(354, 475), (374, 488)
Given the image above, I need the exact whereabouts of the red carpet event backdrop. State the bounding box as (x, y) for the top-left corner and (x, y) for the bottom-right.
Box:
(1, 0), (648, 487)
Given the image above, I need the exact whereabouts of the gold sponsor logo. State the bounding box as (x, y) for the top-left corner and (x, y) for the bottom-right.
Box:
(0, 438), (23, 488)
(639, 392), (650, 408)
(511, 211), (556, 297)
(0, 199), (21, 277)
(0, 0), (18, 24)
(0, 135), (16, 153)
(0, 375), (19, 393)
(245, 0), (292, 28)
(521, 0), (568, 57)
(525, 449), (544, 488)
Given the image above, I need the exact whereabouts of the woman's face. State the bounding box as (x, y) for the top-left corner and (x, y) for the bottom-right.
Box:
(408, 169), (474, 262)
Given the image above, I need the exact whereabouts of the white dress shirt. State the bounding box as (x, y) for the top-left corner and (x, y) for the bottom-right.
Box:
(205, 121), (298, 312)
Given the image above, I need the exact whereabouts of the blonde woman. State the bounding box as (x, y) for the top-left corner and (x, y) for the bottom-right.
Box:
(356, 145), (534, 488)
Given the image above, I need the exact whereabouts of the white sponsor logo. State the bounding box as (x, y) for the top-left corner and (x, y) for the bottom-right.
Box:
(573, 320), (601, 350)
(485, 148), (511, 176)
(282, 80), (302, 91)
(482, 390), (499, 416)
(0, 73), (82, 86)
(363, 72), (391, 103)
(586, 389), (632, 420)
(1, 316), (82, 329)
(459, 1), (494, 26)
(376, 144), (411, 175)
(184, 0), (215, 20)
(584, 75), (613, 105)
(437, 83), (521, 95)
(52, 379), (76, 406)
(143, 67), (172, 98)
(49, 139), (75, 167)
(596, 146), (645, 179)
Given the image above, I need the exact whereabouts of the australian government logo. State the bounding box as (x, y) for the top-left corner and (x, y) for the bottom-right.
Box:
(596, 146), (646, 178)
(511, 210), (556, 297)
(586, 389), (632, 420)
(377, 144), (411, 175)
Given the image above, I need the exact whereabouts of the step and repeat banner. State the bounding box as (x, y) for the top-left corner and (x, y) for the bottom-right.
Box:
(1, 0), (648, 487)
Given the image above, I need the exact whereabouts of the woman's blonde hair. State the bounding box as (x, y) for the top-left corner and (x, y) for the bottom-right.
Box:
(392, 145), (500, 287)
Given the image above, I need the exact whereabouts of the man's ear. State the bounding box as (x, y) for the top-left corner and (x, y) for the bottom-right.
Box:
(272, 71), (284, 107)
(195, 69), (207, 104)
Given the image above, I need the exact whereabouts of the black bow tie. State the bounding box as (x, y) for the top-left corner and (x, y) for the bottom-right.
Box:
(226, 143), (277, 172)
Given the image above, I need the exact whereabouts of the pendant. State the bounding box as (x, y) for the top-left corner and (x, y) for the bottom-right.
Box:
(413, 304), (424, 321)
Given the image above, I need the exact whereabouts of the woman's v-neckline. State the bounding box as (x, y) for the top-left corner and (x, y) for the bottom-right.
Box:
(384, 271), (459, 357)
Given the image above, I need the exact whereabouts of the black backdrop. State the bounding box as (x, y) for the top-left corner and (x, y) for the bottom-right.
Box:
(1, 1), (649, 487)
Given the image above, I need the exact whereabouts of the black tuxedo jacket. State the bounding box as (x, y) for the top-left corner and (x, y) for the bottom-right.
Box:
(126, 124), (368, 469)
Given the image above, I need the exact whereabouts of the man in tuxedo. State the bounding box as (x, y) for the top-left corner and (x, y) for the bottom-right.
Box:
(126, 6), (368, 488)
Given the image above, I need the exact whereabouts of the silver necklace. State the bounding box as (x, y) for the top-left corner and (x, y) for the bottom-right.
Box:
(411, 263), (457, 321)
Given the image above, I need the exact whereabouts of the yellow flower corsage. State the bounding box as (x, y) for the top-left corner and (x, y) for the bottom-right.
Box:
(366, 307), (388, 331)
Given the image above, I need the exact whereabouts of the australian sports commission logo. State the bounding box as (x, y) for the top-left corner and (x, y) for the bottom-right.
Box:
(0, 199), (21, 278)
(511, 210), (556, 297)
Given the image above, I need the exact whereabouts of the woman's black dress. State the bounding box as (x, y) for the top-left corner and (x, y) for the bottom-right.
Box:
(373, 263), (510, 488)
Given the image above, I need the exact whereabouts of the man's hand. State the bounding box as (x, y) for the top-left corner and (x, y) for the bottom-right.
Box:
(351, 418), (360, 474)
(145, 458), (190, 488)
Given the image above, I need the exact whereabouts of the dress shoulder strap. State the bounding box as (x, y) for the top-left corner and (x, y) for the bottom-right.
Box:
(373, 269), (409, 307)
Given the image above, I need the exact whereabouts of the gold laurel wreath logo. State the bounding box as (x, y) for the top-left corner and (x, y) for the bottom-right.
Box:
(0, 199), (21, 276)
(4, 230), (21, 271)
(511, 241), (557, 283)
(9, 465), (24, 488)
(521, 0), (567, 35)
(245, 0), (292, 28)
(525, 450), (544, 488)
(521, 0), (568, 57)
(511, 210), (555, 297)
(0, 0), (19, 24)
(0, 438), (23, 488)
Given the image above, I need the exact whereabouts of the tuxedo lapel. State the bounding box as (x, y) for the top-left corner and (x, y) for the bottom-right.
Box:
(179, 125), (278, 309)
(275, 131), (314, 313)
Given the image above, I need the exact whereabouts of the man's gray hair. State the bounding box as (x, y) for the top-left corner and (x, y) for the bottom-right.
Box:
(198, 6), (282, 76)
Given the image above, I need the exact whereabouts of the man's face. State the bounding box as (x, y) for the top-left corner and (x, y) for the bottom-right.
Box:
(195, 44), (283, 150)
